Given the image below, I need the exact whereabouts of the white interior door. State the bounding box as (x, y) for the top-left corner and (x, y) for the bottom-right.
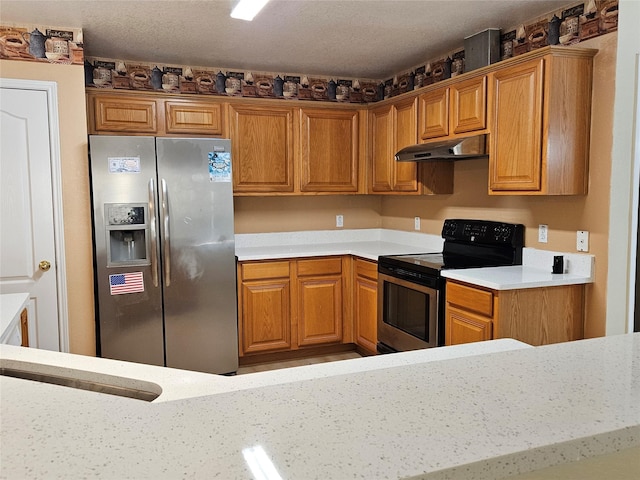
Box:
(0, 82), (62, 350)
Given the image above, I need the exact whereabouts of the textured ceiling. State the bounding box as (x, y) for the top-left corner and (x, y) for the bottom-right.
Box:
(1, 0), (570, 79)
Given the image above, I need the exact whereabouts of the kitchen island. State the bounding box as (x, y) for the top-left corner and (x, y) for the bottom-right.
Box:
(1, 334), (638, 479)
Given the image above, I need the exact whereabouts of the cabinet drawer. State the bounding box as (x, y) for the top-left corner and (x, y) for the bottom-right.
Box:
(446, 281), (494, 317)
(165, 101), (224, 135)
(297, 257), (342, 276)
(354, 258), (377, 281)
(241, 261), (289, 281)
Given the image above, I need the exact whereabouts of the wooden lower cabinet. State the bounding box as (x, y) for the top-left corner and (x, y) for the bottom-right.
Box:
(238, 261), (292, 355)
(296, 258), (343, 346)
(238, 256), (349, 357)
(445, 279), (584, 346)
(353, 258), (378, 355)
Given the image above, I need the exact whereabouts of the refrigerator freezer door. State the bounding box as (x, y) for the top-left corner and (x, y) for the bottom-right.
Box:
(89, 135), (165, 366)
(156, 138), (238, 374)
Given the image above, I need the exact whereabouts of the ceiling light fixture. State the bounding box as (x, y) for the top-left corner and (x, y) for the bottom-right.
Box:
(230, 0), (270, 21)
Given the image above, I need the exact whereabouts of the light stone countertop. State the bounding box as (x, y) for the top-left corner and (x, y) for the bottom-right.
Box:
(441, 265), (594, 290)
(1, 334), (639, 479)
(235, 228), (442, 261)
(235, 229), (595, 289)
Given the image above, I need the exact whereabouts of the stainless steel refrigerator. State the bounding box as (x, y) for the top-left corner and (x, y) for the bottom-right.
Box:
(89, 135), (238, 374)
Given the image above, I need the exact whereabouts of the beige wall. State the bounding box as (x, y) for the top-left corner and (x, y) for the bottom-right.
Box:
(0, 60), (96, 355)
(234, 195), (382, 233)
(235, 33), (618, 338)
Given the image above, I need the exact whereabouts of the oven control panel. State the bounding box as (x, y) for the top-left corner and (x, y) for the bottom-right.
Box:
(442, 219), (524, 246)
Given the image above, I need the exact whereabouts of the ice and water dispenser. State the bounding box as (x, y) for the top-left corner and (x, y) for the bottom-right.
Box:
(105, 204), (149, 266)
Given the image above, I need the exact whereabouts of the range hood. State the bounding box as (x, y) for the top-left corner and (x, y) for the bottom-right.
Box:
(395, 134), (488, 161)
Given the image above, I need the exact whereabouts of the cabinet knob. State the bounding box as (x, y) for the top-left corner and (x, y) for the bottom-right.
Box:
(39, 260), (51, 272)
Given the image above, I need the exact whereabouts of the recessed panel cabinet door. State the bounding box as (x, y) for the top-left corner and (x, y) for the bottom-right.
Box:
(489, 59), (544, 191)
(393, 97), (419, 191)
(451, 76), (487, 134)
(418, 87), (449, 140)
(296, 257), (343, 346)
(240, 261), (292, 355)
(300, 108), (359, 192)
(229, 104), (295, 193)
(369, 105), (394, 192)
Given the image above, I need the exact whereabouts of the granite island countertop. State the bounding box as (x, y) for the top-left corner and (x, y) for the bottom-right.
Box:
(1, 334), (638, 479)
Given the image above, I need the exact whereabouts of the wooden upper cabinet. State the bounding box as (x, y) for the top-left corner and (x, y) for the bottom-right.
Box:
(419, 76), (487, 141)
(418, 88), (449, 140)
(88, 92), (227, 137)
(92, 95), (158, 133)
(369, 96), (418, 193)
(489, 59), (544, 192)
(299, 108), (359, 193)
(229, 104), (296, 193)
(451, 76), (487, 134)
(489, 50), (593, 195)
(164, 100), (224, 135)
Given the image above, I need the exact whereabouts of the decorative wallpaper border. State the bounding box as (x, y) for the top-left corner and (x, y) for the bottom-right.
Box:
(0, 25), (83, 65)
(0, 0), (618, 104)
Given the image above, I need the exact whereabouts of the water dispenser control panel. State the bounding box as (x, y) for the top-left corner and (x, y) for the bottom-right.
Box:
(105, 204), (150, 267)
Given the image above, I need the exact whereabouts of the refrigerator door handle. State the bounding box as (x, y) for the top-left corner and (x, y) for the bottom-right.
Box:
(160, 178), (171, 287)
(148, 178), (159, 288)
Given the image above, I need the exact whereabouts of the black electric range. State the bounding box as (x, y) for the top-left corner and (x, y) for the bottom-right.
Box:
(377, 219), (524, 353)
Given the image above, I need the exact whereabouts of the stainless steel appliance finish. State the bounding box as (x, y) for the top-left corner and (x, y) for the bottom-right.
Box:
(394, 134), (488, 162)
(377, 269), (442, 352)
(377, 219), (524, 353)
(89, 135), (238, 374)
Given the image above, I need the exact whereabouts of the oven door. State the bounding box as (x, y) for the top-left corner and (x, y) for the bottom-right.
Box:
(377, 272), (440, 352)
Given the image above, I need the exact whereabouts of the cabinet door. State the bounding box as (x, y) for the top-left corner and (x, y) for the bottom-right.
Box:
(165, 100), (224, 135)
(418, 88), (449, 140)
(92, 95), (158, 133)
(296, 258), (343, 346)
(451, 76), (487, 134)
(369, 104), (394, 192)
(300, 108), (359, 192)
(489, 59), (544, 192)
(446, 305), (493, 345)
(354, 259), (378, 354)
(393, 97), (419, 191)
(229, 104), (295, 193)
(241, 280), (291, 353)
(239, 262), (291, 355)
(369, 98), (418, 193)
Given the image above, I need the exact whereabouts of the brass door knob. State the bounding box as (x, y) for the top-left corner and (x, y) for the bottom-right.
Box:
(39, 260), (51, 272)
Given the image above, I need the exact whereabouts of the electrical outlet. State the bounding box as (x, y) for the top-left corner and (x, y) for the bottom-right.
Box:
(538, 224), (548, 243)
(414, 216), (421, 231)
(577, 230), (589, 252)
(336, 215), (343, 228)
